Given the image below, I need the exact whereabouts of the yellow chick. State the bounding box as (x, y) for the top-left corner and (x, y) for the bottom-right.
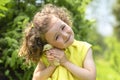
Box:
(43, 44), (53, 51)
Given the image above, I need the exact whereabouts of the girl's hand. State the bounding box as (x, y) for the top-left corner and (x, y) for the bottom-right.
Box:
(46, 50), (55, 66)
(51, 48), (68, 65)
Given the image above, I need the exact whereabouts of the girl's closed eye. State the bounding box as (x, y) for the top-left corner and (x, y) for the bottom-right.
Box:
(61, 25), (65, 30)
(55, 35), (59, 40)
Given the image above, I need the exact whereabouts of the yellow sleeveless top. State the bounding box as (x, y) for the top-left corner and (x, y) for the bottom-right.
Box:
(41, 40), (92, 80)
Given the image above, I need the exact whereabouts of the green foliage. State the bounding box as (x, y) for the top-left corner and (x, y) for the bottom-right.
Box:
(96, 59), (120, 80)
(0, 0), (37, 79)
(92, 1), (120, 79)
(88, 0), (120, 79)
(0, 0), (10, 18)
(94, 36), (120, 80)
(113, 0), (120, 21)
(104, 37), (120, 74)
(113, 0), (120, 40)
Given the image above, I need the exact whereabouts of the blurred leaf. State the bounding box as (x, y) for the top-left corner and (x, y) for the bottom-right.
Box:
(0, 0), (10, 18)
(5, 69), (10, 76)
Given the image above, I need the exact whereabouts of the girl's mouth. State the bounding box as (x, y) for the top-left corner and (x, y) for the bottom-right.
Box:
(65, 35), (71, 43)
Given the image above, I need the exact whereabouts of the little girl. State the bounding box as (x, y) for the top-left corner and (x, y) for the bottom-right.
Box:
(19, 4), (96, 80)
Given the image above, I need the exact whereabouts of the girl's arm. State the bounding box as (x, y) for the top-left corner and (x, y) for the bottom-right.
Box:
(32, 49), (57, 80)
(32, 61), (56, 80)
(32, 47), (58, 80)
(61, 48), (96, 80)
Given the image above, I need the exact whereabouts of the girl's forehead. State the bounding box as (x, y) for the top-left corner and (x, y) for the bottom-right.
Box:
(49, 15), (60, 27)
(47, 15), (62, 31)
(45, 17), (63, 38)
(47, 20), (61, 35)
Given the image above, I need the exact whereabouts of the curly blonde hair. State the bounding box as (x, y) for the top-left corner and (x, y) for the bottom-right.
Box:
(19, 4), (72, 63)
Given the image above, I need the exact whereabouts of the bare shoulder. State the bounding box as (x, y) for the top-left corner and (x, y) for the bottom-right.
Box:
(83, 48), (96, 77)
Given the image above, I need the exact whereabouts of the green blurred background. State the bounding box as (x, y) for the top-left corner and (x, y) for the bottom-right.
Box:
(0, 0), (120, 80)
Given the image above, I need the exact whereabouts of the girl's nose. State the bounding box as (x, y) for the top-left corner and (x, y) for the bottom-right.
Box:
(62, 31), (68, 40)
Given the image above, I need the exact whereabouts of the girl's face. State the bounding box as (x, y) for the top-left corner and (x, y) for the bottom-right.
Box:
(45, 15), (74, 49)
